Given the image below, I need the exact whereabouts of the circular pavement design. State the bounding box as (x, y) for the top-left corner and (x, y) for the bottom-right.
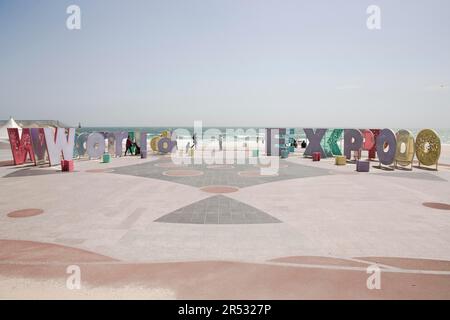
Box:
(162, 169), (204, 177)
(7, 209), (44, 218)
(200, 185), (239, 193)
(422, 202), (450, 210)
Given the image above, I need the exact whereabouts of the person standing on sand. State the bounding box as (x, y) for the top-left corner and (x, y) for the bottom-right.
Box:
(219, 135), (223, 151)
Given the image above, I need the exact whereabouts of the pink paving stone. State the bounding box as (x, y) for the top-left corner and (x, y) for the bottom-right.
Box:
(7, 209), (44, 218)
(422, 202), (450, 210)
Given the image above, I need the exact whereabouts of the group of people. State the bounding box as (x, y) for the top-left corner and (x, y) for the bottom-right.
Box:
(125, 133), (306, 156)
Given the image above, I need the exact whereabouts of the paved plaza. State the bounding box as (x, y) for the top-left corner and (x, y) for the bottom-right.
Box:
(0, 152), (450, 298)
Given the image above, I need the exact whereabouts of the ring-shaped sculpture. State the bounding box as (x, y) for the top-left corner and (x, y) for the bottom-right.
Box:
(415, 129), (441, 168)
(376, 129), (397, 166)
(395, 129), (415, 168)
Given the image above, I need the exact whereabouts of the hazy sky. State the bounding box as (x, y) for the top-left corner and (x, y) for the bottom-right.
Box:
(0, 0), (449, 127)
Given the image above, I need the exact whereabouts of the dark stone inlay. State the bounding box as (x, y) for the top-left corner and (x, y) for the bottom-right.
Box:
(112, 158), (331, 188)
(155, 195), (281, 225)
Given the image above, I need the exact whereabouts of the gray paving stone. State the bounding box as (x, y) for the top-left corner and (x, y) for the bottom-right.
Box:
(155, 195), (282, 225)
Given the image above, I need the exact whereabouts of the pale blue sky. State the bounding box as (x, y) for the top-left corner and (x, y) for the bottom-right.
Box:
(0, 0), (449, 127)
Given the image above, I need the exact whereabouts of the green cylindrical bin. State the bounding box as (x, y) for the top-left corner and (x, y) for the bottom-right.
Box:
(102, 153), (111, 163)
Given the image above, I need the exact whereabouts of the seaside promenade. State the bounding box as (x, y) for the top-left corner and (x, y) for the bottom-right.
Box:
(0, 148), (449, 299)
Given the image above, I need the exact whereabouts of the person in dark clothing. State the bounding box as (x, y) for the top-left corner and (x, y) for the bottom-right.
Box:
(125, 136), (133, 155)
(134, 143), (140, 155)
(301, 140), (307, 148)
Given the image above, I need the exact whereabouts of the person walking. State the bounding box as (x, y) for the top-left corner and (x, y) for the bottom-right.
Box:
(125, 136), (133, 155)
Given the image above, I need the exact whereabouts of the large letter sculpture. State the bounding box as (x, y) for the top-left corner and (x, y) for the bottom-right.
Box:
(158, 137), (175, 153)
(395, 129), (415, 169)
(326, 129), (343, 156)
(415, 129), (441, 169)
(266, 128), (286, 156)
(110, 131), (128, 157)
(139, 132), (148, 154)
(43, 128), (75, 166)
(304, 128), (327, 158)
(368, 129), (380, 159)
(30, 128), (47, 164)
(74, 132), (89, 158)
(8, 128), (36, 165)
(343, 129), (363, 160)
(86, 132), (105, 159)
(361, 129), (375, 152)
(376, 129), (397, 166)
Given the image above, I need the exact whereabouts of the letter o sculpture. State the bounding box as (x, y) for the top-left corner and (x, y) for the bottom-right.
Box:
(158, 137), (174, 153)
(415, 129), (441, 166)
(150, 136), (160, 152)
(86, 132), (105, 159)
(75, 132), (89, 157)
(395, 129), (415, 167)
(376, 129), (397, 165)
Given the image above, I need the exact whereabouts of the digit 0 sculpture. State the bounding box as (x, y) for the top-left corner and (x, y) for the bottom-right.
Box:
(395, 129), (415, 170)
(415, 129), (441, 170)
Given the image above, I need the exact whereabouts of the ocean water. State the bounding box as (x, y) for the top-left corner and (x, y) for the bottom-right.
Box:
(77, 127), (450, 144)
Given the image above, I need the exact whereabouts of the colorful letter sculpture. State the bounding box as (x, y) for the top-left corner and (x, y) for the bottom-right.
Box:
(74, 132), (89, 158)
(86, 132), (105, 159)
(150, 131), (176, 154)
(44, 128), (76, 166)
(395, 129), (415, 169)
(376, 129), (397, 166)
(327, 129), (343, 156)
(343, 129), (363, 160)
(111, 131), (128, 157)
(265, 128), (286, 156)
(7, 128), (36, 165)
(30, 128), (47, 164)
(368, 129), (380, 159)
(415, 129), (441, 170)
(356, 160), (370, 172)
(361, 129), (375, 152)
(304, 128), (327, 158)
(139, 132), (148, 155)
